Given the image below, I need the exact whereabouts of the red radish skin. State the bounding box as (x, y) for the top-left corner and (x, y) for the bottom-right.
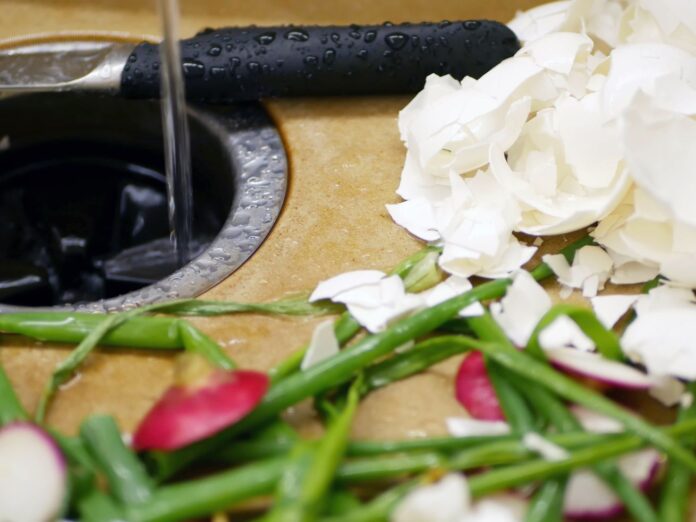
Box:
(455, 351), (505, 421)
(133, 369), (269, 451)
(0, 423), (67, 522)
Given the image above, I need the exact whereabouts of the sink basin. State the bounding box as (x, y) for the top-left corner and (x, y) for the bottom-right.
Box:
(0, 89), (287, 311)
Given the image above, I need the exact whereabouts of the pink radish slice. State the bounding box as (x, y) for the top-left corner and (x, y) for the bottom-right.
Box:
(0, 422), (67, 522)
(133, 369), (269, 451)
(455, 351), (505, 421)
(564, 449), (660, 520)
(563, 407), (661, 520)
(546, 347), (654, 389)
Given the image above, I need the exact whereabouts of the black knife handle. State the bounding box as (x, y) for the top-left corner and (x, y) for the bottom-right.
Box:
(121, 21), (519, 101)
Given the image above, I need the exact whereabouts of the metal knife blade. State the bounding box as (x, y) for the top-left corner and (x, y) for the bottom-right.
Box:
(0, 40), (132, 94)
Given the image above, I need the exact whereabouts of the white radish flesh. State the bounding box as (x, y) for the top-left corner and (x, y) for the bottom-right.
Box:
(0, 422), (67, 522)
(563, 407), (661, 520)
(546, 347), (655, 389)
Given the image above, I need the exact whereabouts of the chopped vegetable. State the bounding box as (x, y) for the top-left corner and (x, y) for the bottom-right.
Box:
(0, 423), (67, 522)
(133, 354), (268, 451)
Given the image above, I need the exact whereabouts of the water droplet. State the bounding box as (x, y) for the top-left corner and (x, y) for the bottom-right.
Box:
(182, 60), (205, 78)
(385, 32), (408, 50)
(357, 49), (368, 60)
(331, 32), (340, 43)
(463, 20), (481, 30)
(349, 25), (361, 39)
(410, 35), (420, 46)
(210, 66), (226, 78)
(229, 56), (241, 69)
(255, 32), (276, 45)
(304, 55), (319, 66)
(276, 58), (285, 67)
(247, 61), (261, 73)
(323, 48), (336, 64)
(439, 36), (450, 47)
(364, 30), (377, 43)
(207, 44), (222, 57)
(439, 20), (452, 28)
(383, 21), (394, 27)
(225, 43), (234, 52)
(383, 49), (394, 58)
(320, 35), (328, 44)
(128, 54), (138, 63)
(152, 61), (160, 70)
(285, 29), (309, 42)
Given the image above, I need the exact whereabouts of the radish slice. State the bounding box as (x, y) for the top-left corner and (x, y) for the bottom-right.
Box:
(455, 352), (505, 421)
(564, 449), (660, 520)
(563, 407), (661, 520)
(133, 362), (269, 451)
(546, 347), (654, 389)
(0, 422), (67, 522)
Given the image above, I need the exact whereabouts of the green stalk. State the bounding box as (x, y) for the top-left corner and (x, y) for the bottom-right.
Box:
(525, 478), (567, 522)
(126, 457), (287, 522)
(0, 363), (27, 424)
(467, 314), (537, 433)
(78, 490), (127, 522)
(361, 340), (468, 394)
(35, 312), (130, 422)
(526, 304), (622, 361)
(80, 415), (153, 506)
(177, 321), (235, 370)
(468, 435), (650, 497)
(0, 312), (182, 349)
(153, 296), (341, 317)
(659, 383), (696, 522)
(150, 281), (510, 479)
(266, 379), (362, 521)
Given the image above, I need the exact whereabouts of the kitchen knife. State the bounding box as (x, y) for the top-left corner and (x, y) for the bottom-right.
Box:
(0, 21), (519, 101)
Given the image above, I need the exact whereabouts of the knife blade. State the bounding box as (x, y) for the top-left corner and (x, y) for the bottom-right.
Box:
(0, 21), (519, 101)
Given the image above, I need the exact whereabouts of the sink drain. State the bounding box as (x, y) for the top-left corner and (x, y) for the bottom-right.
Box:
(0, 92), (287, 311)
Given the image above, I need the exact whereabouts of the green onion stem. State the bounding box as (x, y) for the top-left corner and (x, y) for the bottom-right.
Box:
(80, 415), (154, 506)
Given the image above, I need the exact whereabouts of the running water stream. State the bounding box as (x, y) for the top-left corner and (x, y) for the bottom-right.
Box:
(158, 0), (193, 267)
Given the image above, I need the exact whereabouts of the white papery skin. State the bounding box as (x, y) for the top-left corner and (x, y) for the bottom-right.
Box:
(391, 0), (696, 287)
(392, 474), (525, 522)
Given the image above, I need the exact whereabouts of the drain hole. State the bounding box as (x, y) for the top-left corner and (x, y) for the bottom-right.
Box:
(0, 93), (237, 308)
(0, 140), (224, 306)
